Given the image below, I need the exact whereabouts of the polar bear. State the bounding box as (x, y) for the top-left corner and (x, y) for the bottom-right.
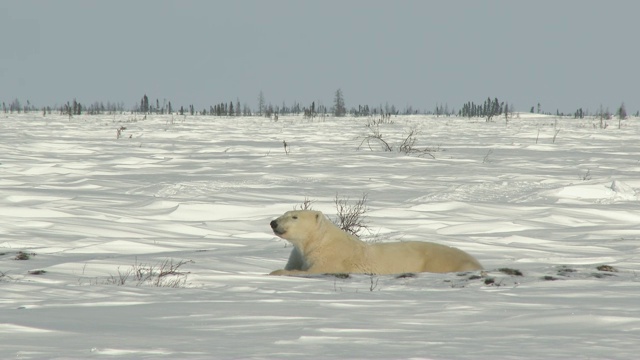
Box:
(269, 210), (482, 276)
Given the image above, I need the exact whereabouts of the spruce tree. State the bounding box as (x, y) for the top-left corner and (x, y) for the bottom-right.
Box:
(333, 89), (346, 117)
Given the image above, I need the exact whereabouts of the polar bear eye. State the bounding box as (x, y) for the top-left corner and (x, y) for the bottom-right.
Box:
(292, 216), (298, 220)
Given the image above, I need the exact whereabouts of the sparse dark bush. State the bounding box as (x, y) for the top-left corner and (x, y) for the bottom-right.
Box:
(331, 273), (350, 279)
(596, 265), (617, 272)
(396, 273), (417, 279)
(557, 266), (576, 276)
(499, 268), (523, 276)
(14, 251), (35, 260)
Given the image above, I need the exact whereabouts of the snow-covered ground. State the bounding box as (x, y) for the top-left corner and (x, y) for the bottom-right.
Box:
(1, 112), (639, 359)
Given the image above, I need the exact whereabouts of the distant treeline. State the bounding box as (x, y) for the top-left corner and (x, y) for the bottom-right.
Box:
(1, 92), (635, 120)
(460, 97), (509, 120)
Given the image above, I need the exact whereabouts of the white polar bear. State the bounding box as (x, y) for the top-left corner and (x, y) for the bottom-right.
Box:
(269, 210), (482, 276)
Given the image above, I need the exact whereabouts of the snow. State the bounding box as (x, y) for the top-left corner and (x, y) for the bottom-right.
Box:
(1, 112), (639, 359)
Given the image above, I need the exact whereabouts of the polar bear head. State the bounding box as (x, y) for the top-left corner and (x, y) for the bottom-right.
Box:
(270, 210), (326, 247)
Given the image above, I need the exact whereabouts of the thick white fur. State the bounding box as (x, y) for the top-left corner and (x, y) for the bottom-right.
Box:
(269, 210), (482, 276)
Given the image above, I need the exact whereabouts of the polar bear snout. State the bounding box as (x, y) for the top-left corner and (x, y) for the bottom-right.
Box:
(270, 219), (285, 235)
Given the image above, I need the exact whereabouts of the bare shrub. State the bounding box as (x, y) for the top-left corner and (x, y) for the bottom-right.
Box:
(294, 196), (315, 210)
(359, 124), (438, 158)
(333, 193), (369, 236)
(398, 129), (437, 158)
(107, 258), (192, 287)
(398, 129), (418, 153)
(483, 149), (493, 163)
(116, 126), (126, 139)
(108, 267), (131, 286)
(291, 195), (370, 237)
(369, 275), (380, 291)
(366, 116), (394, 127)
(358, 123), (392, 151)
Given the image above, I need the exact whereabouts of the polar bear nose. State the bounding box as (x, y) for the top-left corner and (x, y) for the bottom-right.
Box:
(270, 220), (278, 229)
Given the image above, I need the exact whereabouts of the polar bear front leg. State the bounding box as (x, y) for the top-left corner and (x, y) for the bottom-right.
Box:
(284, 247), (305, 271)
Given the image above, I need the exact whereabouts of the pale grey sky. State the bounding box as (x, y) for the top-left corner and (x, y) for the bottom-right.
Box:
(1, 0), (638, 114)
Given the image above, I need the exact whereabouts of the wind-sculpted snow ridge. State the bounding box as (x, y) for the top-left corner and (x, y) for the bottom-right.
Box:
(1, 113), (639, 359)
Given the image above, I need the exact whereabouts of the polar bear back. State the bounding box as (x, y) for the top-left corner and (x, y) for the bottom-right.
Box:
(367, 241), (482, 274)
